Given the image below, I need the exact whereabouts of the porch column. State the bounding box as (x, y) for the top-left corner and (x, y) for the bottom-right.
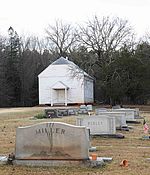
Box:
(50, 88), (53, 106)
(65, 88), (67, 106)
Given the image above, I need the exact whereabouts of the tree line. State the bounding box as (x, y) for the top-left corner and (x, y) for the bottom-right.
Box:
(0, 16), (150, 107)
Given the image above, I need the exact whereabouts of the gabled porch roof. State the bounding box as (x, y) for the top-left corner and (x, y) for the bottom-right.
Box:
(51, 81), (69, 90)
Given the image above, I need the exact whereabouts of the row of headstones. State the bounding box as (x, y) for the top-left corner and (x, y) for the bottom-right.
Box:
(76, 107), (141, 135)
(45, 105), (140, 118)
(45, 107), (140, 135)
(96, 107), (140, 122)
(14, 107), (140, 163)
(45, 105), (93, 118)
(79, 105), (140, 119)
(15, 112), (137, 162)
(99, 107), (140, 119)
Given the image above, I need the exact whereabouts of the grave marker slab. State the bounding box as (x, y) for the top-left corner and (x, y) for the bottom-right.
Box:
(133, 108), (141, 118)
(68, 108), (77, 115)
(96, 112), (127, 128)
(57, 109), (68, 116)
(45, 109), (58, 118)
(112, 109), (135, 121)
(87, 105), (93, 111)
(76, 115), (116, 135)
(95, 108), (108, 114)
(15, 122), (90, 160)
(112, 105), (121, 109)
(78, 105), (88, 114)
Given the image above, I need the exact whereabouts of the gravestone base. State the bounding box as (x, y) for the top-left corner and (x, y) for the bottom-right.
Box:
(92, 133), (125, 139)
(142, 136), (150, 140)
(13, 158), (106, 168)
(126, 120), (141, 124)
(13, 159), (87, 167)
(116, 125), (129, 131)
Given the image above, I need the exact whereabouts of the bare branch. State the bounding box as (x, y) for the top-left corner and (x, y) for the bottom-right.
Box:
(78, 16), (134, 66)
(45, 20), (77, 56)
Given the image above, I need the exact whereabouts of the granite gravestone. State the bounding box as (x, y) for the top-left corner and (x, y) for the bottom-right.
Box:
(68, 109), (77, 115)
(15, 122), (90, 160)
(96, 112), (127, 128)
(78, 105), (88, 114)
(45, 109), (58, 118)
(112, 109), (135, 121)
(112, 105), (121, 109)
(134, 108), (140, 118)
(95, 108), (108, 114)
(76, 115), (116, 135)
(57, 109), (68, 116)
(87, 105), (93, 112)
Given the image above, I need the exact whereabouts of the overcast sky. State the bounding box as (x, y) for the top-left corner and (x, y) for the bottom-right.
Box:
(0, 0), (150, 38)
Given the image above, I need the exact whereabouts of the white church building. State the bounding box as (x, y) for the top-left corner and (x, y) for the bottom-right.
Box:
(38, 57), (94, 106)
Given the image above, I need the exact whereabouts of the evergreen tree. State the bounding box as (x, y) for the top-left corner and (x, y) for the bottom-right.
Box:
(5, 27), (21, 106)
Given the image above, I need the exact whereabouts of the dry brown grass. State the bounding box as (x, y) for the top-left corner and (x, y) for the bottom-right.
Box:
(0, 106), (150, 175)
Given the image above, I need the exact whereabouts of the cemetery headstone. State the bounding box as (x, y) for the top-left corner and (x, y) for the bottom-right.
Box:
(112, 105), (121, 109)
(134, 108), (142, 118)
(87, 105), (93, 111)
(95, 108), (108, 114)
(76, 115), (116, 135)
(57, 109), (68, 116)
(78, 105), (88, 114)
(45, 109), (58, 118)
(68, 108), (77, 115)
(96, 111), (127, 128)
(112, 109), (135, 121)
(15, 122), (90, 160)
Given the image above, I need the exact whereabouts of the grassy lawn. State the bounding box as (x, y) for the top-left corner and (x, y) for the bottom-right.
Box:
(0, 106), (150, 175)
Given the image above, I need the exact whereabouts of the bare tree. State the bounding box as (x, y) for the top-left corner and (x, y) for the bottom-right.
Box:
(45, 20), (77, 57)
(78, 16), (134, 66)
(20, 35), (48, 53)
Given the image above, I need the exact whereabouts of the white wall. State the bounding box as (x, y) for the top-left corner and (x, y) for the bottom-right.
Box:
(84, 77), (94, 103)
(39, 65), (86, 104)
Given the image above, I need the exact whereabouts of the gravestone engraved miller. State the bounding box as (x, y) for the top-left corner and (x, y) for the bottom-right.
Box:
(15, 122), (90, 160)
